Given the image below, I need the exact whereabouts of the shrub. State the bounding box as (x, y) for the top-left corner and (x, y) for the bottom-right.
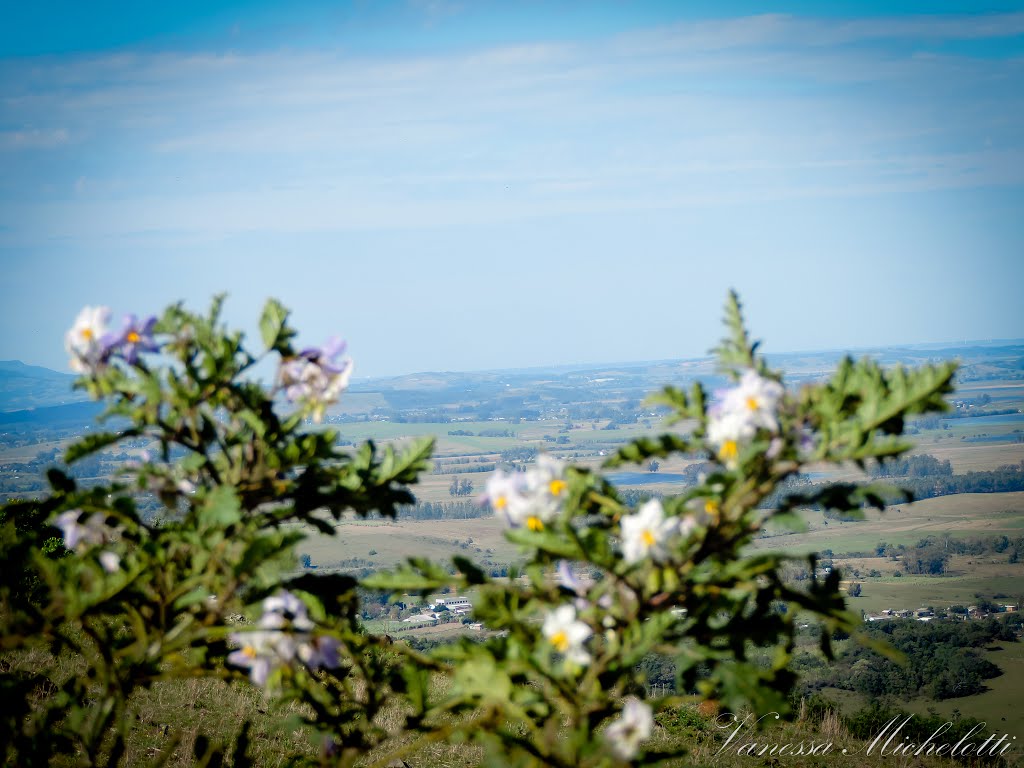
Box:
(0, 293), (956, 766)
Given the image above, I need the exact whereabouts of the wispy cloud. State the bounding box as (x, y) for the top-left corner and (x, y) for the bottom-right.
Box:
(0, 12), (1022, 244)
(0, 127), (69, 150)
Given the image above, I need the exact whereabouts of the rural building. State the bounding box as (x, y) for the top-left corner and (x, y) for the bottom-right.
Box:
(434, 596), (472, 611)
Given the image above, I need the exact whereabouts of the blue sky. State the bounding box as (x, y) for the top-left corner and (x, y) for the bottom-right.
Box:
(1, 1), (1023, 378)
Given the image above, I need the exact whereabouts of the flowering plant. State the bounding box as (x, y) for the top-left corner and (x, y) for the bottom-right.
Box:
(0, 293), (956, 767)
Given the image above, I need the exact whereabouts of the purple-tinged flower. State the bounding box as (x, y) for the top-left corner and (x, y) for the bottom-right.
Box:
(556, 560), (585, 596)
(557, 560), (587, 611)
(260, 591), (315, 631)
(322, 736), (343, 759)
(102, 314), (158, 364)
(54, 509), (106, 549)
(228, 594), (341, 687)
(53, 509), (122, 572)
(298, 635), (342, 670)
(298, 336), (347, 372)
(278, 337), (353, 423)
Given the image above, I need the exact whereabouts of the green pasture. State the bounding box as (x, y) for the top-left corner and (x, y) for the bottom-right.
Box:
(755, 493), (1024, 556)
(819, 641), (1024, 752)
(295, 516), (518, 570)
(849, 573), (1024, 614)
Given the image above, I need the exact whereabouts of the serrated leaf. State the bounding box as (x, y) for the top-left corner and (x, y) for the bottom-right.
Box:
(66, 430), (137, 464)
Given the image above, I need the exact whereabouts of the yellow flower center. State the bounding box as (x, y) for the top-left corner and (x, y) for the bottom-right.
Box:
(641, 529), (656, 547)
(548, 479), (566, 496)
(494, 495), (507, 510)
(242, 645), (258, 659)
(746, 395), (760, 411)
(719, 440), (738, 461)
(526, 516), (544, 532)
(550, 630), (569, 652)
(704, 499), (720, 519)
(126, 331), (140, 343)
(81, 328), (93, 340)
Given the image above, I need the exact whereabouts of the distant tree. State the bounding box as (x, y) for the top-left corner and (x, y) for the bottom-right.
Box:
(648, 460), (660, 473)
(848, 583), (862, 598)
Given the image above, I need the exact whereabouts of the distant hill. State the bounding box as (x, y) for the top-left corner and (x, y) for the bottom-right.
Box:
(0, 400), (104, 431)
(1, 338), (1021, 419)
(0, 360), (85, 413)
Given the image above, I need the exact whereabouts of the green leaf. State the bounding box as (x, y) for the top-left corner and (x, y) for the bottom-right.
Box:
(778, 482), (911, 514)
(173, 586), (211, 611)
(65, 430), (138, 464)
(46, 468), (76, 494)
(604, 434), (694, 468)
(452, 556), (488, 585)
(258, 298), (295, 354)
(505, 527), (581, 559)
(362, 558), (451, 593)
(198, 486), (241, 528)
(452, 656), (513, 705)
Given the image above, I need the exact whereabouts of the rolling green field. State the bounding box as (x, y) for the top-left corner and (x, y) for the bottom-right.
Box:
(819, 642), (1024, 751)
(754, 492), (1024, 555)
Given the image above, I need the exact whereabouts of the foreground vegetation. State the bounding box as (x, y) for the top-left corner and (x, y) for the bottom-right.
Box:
(4, 293), (1023, 767)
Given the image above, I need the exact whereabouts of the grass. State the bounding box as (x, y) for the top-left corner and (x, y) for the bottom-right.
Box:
(296, 516), (519, 570)
(848, 572), (1024, 615)
(893, 640), (1024, 742)
(753, 492), (1024, 555)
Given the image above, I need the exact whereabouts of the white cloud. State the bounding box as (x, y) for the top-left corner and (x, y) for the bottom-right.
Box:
(0, 127), (69, 150)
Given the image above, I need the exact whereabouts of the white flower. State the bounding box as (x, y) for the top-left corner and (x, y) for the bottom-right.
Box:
(720, 370), (784, 432)
(486, 455), (568, 531)
(227, 630), (295, 687)
(706, 409), (754, 469)
(604, 696), (654, 761)
(65, 306), (112, 374)
(542, 604), (592, 666)
(620, 499), (679, 565)
(525, 454), (569, 506)
(483, 469), (527, 519)
(98, 551), (121, 573)
(260, 591), (314, 632)
(706, 370), (785, 468)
